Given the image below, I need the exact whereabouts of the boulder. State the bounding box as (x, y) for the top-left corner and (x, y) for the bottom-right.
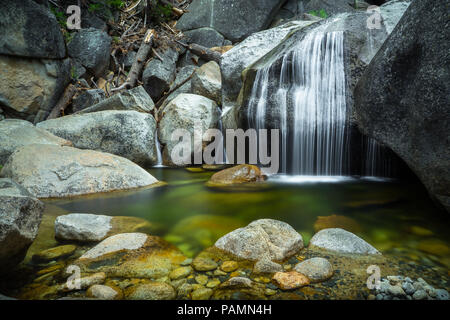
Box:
(86, 285), (122, 300)
(0, 0), (66, 59)
(0, 144), (159, 198)
(68, 28), (111, 78)
(143, 47), (179, 101)
(294, 257), (333, 283)
(272, 271), (310, 290)
(214, 219), (304, 261)
(78, 86), (155, 114)
(309, 228), (380, 255)
(183, 27), (225, 48)
(37, 110), (158, 167)
(191, 61), (222, 103)
(176, 0), (287, 42)
(354, 0), (449, 212)
(73, 233), (186, 279)
(0, 119), (72, 165)
(0, 56), (71, 123)
(72, 89), (106, 113)
(160, 66), (197, 109)
(380, 0), (411, 34)
(207, 164), (266, 186)
(0, 178), (44, 272)
(55, 213), (161, 242)
(158, 94), (220, 166)
(221, 20), (316, 109)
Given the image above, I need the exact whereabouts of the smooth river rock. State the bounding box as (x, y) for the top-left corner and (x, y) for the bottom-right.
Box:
(74, 233), (187, 279)
(214, 219), (304, 261)
(309, 228), (380, 255)
(37, 110), (158, 167)
(55, 213), (159, 242)
(0, 119), (72, 165)
(354, 0), (450, 212)
(0, 178), (44, 272)
(0, 144), (159, 198)
(207, 164), (266, 186)
(191, 61), (222, 103)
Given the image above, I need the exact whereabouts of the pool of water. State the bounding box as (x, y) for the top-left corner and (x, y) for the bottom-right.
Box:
(42, 168), (450, 270)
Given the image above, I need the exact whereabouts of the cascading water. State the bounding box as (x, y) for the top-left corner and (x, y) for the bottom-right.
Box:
(154, 130), (164, 168)
(364, 136), (394, 178)
(247, 31), (348, 175)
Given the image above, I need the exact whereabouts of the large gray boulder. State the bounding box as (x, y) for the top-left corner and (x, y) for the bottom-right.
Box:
(37, 111), (158, 167)
(214, 219), (304, 261)
(354, 0), (449, 212)
(0, 56), (71, 123)
(0, 178), (44, 272)
(143, 48), (179, 101)
(0, 144), (159, 198)
(158, 94), (220, 166)
(221, 20), (316, 110)
(176, 0), (287, 42)
(78, 86), (155, 114)
(68, 28), (112, 78)
(0, 119), (72, 165)
(0, 0), (66, 59)
(309, 228), (380, 255)
(183, 28), (225, 48)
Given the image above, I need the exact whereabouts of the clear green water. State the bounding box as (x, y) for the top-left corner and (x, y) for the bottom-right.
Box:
(46, 168), (450, 269)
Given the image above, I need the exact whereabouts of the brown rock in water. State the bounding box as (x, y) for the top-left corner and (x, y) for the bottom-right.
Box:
(32, 245), (77, 263)
(313, 214), (362, 233)
(207, 164), (266, 186)
(125, 282), (176, 300)
(272, 271), (310, 290)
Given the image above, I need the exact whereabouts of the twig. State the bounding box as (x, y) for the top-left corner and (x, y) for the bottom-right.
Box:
(152, 48), (164, 62)
(46, 84), (77, 120)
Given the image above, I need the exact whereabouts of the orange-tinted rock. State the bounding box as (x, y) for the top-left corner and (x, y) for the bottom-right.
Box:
(272, 271), (310, 290)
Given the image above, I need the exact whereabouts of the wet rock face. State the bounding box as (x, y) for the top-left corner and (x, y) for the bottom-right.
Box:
(214, 219), (304, 261)
(55, 214), (160, 242)
(0, 119), (72, 165)
(354, 0), (450, 212)
(0, 56), (71, 123)
(0, 178), (44, 272)
(74, 233), (187, 279)
(0, 144), (159, 198)
(37, 110), (158, 167)
(208, 165), (266, 186)
(0, 0), (66, 59)
(68, 28), (112, 78)
(176, 0), (286, 42)
(309, 228), (380, 255)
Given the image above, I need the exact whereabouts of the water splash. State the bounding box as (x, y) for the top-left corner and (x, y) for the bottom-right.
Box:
(247, 31), (348, 175)
(154, 130), (164, 168)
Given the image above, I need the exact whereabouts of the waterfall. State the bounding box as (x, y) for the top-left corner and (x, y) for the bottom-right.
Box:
(247, 31), (347, 175)
(364, 136), (393, 178)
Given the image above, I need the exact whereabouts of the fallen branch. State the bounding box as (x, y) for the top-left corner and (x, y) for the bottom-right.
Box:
(176, 40), (222, 64)
(112, 29), (156, 92)
(46, 84), (77, 120)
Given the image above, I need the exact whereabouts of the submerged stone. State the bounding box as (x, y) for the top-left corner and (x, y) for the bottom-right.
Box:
(32, 245), (77, 263)
(272, 271), (310, 290)
(125, 282), (176, 300)
(294, 257), (333, 283)
(207, 165), (266, 186)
